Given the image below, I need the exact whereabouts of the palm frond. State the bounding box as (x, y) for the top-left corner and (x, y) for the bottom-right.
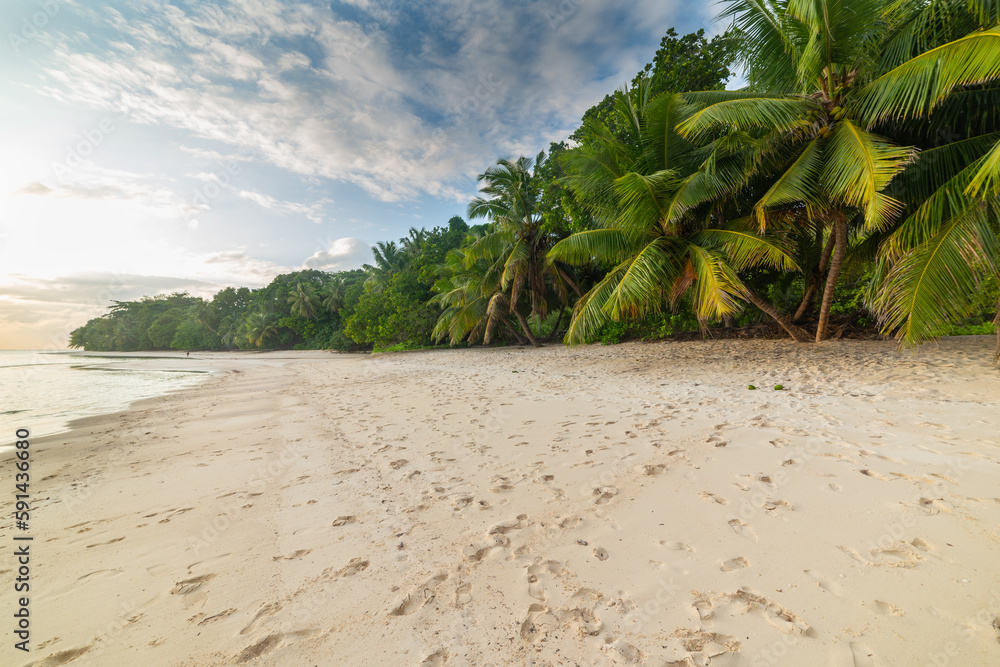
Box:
(873, 207), (999, 344)
(677, 97), (817, 142)
(821, 120), (915, 229)
(855, 26), (1000, 124)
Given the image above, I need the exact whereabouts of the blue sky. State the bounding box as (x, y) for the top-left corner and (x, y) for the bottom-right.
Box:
(0, 0), (719, 348)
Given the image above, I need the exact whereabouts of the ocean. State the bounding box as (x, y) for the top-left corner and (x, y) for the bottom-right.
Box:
(0, 350), (211, 449)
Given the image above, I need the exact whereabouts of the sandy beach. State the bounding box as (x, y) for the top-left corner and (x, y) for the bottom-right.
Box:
(4, 338), (1000, 666)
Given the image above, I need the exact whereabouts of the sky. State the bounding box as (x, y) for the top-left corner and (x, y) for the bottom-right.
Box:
(0, 0), (721, 349)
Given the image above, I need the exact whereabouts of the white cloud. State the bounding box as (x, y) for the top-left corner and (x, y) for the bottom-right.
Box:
(302, 237), (371, 272)
(235, 189), (328, 223)
(31, 0), (691, 202)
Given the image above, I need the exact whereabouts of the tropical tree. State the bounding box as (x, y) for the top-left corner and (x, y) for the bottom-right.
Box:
(320, 277), (346, 315)
(432, 233), (535, 346)
(244, 312), (278, 348)
(552, 80), (801, 344)
(679, 0), (1000, 344)
(465, 155), (581, 346)
(363, 241), (407, 289)
(288, 283), (321, 320)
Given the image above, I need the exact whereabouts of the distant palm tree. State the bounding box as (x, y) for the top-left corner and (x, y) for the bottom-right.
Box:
(400, 227), (429, 257)
(465, 155), (580, 346)
(432, 233), (533, 346)
(320, 277), (346, 315)
(288, 283), (321, 319)
(363, 241), (406, 289)
(244, 312), (277, 348)
(219, 313), (240, 350)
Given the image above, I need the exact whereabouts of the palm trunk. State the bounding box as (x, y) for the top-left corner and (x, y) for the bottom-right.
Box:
(794, 231), (837, 321)
(744, 288), (812, 342)
(815, 213), (848, 343)
(504, 321), (527, 346)
(557, 266), (584, 298)
(515, 309), (542, 347)
(547, 308), (565, 341)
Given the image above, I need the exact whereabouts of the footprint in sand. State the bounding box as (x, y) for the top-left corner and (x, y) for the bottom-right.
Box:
(455, 583), (473, 607)
(721, 556), (749, 572)
(332, 515), (356, 527)
(700, 491), (729, 505)
(387, 572), (448, 617)
(527, 560), (564, 601)
(86, 537), (125, 549)
(171, 574), (215, 596)
(593, 487), (618, 505)
(762, 499), (792, 513)
(520, 603), (554, 643)
(26, 646), (91, 665)
(872, 600), (905, 617)
(325, 557), (369, 579)
(594, 547), (610, 561)
(728, 519), (758, 542)
(197, 608), (237, 626)
(236, 629), (319, 663)
(240, 602), (282, 635)
(272, 549), (312, 561)
(659, 541), (694, 552)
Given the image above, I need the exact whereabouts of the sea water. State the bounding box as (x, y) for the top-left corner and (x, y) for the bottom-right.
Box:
(0, 350), (209, 447)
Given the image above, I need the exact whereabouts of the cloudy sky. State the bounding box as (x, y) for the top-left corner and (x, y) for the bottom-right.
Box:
(0, 0), (719, 349)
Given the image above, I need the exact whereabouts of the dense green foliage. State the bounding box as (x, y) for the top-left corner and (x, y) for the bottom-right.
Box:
(70, 13), (1000, 354)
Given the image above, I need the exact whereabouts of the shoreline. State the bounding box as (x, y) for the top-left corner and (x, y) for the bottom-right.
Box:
(3, 338), (1000, 666)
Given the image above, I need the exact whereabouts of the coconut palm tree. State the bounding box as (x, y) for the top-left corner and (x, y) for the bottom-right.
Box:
(319, 278), (346, 315)
(679, 0), (1000, 344)
(853, 1), (1000, 350)
(288, 283), (321, 320)
(432, 233), (535, 346)
(244, 312), (277, 348)
(400, 227), (429, 258)
(363, 241), (407, 289)
(464, 155), (581, 346)
(551, 80), (801, 344)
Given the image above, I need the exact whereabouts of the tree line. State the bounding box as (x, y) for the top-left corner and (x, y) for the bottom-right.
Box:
(71, 1), (1000, 354)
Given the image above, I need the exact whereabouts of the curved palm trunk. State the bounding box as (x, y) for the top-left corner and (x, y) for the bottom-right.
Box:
(557, 266), (584, 298)
(816, 213), (848, 343)
(547, 308), (565, 341)
(794, 231), (836, 321)
(744, 288), (812, 342)
(515, 309), (542, 347)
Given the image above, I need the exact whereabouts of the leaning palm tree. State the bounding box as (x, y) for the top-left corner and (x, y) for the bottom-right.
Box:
(244, 312), (278, 348)
(551, 81), (800, 344)
(288, 283), (321, 320)
(677, 0), (920, 341)
(465, 155), (580, 346)
(432, 233), (535, 346)
(682, 0), (1000, 344)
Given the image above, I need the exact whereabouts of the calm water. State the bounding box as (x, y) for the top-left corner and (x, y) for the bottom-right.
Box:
(0, 350), (210, 447)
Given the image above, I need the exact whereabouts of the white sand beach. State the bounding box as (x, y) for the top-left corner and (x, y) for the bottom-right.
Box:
(5, 338), (1000, 666)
